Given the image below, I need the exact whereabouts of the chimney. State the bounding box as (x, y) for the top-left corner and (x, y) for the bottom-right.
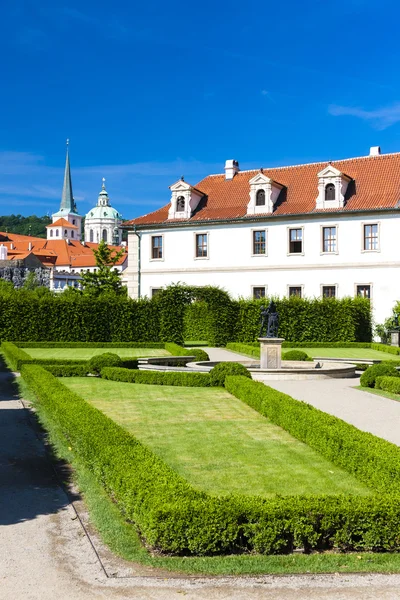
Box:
(0, 244), (7, 260)
(369, 146), (381, 156)
(28, 242), (32, 251)
(225, 159), (240, 180)
(10, 243), (14, 250)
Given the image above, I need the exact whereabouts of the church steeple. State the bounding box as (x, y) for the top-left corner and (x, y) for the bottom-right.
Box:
(60, 139), (75, 213)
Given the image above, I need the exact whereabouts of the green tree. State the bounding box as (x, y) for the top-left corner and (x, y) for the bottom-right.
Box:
(80, 240), (126, 296)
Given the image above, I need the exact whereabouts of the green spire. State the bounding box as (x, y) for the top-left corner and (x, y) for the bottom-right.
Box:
(60, 139), (75, 213)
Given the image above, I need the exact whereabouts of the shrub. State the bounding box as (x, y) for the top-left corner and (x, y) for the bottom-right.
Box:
(282, 350), (312, 361)
(226, 342), (260, 359)
(88, 353), (122, 374)
(355, 363), (370, 371)
(375, 376), (400, 394)
(209, 362), (251, 387)
(44, 364), (90, 377)
(101, 367), (211, 387)
(360, 362), (400, 388)
(165, 342), (210, 362)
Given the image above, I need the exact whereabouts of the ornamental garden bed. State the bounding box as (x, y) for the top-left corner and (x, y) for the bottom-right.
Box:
(18, 363), (400, 560)
(226, 342), (400, 361)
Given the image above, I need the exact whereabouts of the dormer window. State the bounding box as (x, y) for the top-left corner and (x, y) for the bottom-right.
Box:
(176, 196), (185, 212)
(256, 189), (265, 206)
(325, 184), (335, 201)
(316, 165), (351, 210)
(247, 172), (283, 215)
(168, 180), (203, 220)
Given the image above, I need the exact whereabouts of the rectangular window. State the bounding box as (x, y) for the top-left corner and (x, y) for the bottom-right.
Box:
(253, 230), (266, 255)
(289, 228), (303, 253)
(196, 233), (208, 258)
(151, 236), (163, 259)
(322, 227), (337, 253)
(357, 285), (371, 299)
(363, 224), (378, 251)
(151, 288), (162, 298)
(253, 286), (266, 299)
(322, 285), (336, 298)
(289, 286), (302, 298)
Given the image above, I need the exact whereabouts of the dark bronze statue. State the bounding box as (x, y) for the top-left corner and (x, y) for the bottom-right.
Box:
(393, 312), (400, 330)
(259, 301), (279, 338)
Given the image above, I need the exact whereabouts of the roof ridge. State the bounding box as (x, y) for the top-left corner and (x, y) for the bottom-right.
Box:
(203, 151), (400, 178)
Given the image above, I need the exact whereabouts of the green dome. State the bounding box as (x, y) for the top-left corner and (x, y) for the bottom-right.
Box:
(86, 205), (121, 220)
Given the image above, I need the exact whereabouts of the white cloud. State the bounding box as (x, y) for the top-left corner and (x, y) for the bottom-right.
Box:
(328, 103), (400, 130)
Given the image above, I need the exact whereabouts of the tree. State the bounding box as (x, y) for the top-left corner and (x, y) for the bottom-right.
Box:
(80, 240), (126, 296)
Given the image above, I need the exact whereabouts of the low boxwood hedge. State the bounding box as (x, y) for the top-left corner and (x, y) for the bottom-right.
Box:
(20, 365), (400, 556)
(375, 376), (400, 395)
(165, 342), (210, 362)
(209, 362), (251, 387)
(88, 353), (122, 374)
(101, 367), (211, 387)
(225, 343), (260, 358)
(281, 350), (312, 361)
(44, 364), (90, 377)
(360, 363), (400, 388)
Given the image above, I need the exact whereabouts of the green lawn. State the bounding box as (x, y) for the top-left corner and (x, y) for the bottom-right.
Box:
(356, 385), (400, 402)
(63, 378), (370, 498)
(284, 347), (400, 360)
(24, 347), (170, 360)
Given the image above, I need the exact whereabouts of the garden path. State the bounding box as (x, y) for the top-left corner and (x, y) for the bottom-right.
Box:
(270, 377), (400, 447)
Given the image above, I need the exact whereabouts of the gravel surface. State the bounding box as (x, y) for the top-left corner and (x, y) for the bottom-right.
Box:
(2, 364), (400, 599)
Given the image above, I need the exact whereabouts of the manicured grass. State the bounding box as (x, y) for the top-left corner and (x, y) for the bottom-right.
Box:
(63, 378), (370, 497)
(356, 385), (400, 402)
(285, 347), (400, 360)
(12, 364), (400, 575)
(23, 347), (170, 360)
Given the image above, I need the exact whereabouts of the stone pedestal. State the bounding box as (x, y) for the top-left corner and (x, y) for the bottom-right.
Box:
(390, 330), (400, 347)
(258, 337), (285, 370)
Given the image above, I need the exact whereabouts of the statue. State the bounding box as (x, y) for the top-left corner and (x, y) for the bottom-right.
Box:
(259, 301), (279, 338)
(393, 312), (400, 330)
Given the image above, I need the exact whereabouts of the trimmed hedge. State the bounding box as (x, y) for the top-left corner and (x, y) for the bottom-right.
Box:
(226, 342), (260, 359)
(44, 364), (90, 377)
(101, 367), (211, 387)
(165, 343), (210, 362)
(88, 353), (122, 374)
(1, 342), (32, 370)
(360, 363), (400, 388)
(281, 350), (312, 361)
(375, 376), (400, 394)
(20, 365), (400, 555)
(209, 362), (251, 387)
(16, 341), (166, 349)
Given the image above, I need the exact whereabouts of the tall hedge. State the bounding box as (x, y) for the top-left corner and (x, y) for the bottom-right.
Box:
(0, 285), (372, 343)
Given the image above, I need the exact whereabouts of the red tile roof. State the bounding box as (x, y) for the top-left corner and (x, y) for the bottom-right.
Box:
(127, 152), (400, 227)
(0, 234), (127, 268)
(46, 218), (78, 229)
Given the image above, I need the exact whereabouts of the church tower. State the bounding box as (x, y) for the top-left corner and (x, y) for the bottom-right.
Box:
(46, 141), (83, 241)
(84, 178), (122, 245)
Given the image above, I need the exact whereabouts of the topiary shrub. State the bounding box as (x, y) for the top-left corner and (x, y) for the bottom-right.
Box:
(360, 362), (400, 388)
(282, 350), (312, 361)
(189, 348), (210, 362)
(209, 362), (251, 387)
(375, 375), (400, 394)
(88, 352), (122, 375)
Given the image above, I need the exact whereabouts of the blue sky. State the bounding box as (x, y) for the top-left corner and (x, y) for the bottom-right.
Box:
(1, 0), (400, 220)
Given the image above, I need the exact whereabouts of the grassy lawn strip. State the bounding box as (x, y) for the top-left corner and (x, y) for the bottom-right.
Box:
(11, 366), (400, 575)
(62, 378), (369, 498)
(24, 347), (170, 360)
(356, 385), (400, 402)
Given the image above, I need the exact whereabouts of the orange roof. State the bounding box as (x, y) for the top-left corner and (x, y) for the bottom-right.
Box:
(0, 233), (127, 268)
(127, 152), (400, 227)
(46, 218), (78, 229)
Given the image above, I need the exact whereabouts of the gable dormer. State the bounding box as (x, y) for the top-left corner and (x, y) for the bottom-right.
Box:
(247, 171), (283, 215)
(316, 165), (351, 210)
(168, 178), (203, 220)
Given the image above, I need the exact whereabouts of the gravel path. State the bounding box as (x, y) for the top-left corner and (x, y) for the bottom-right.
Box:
(270, 376), (400, 447)
(3, 359), (400, 598)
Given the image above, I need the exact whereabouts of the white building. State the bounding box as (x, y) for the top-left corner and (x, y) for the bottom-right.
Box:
(125, 148), (400, 324)
(85, 178), (123, 245)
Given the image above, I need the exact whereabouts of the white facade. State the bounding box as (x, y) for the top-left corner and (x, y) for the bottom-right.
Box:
(126, 212), (400, 324)
(85, 179), (122, 245)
